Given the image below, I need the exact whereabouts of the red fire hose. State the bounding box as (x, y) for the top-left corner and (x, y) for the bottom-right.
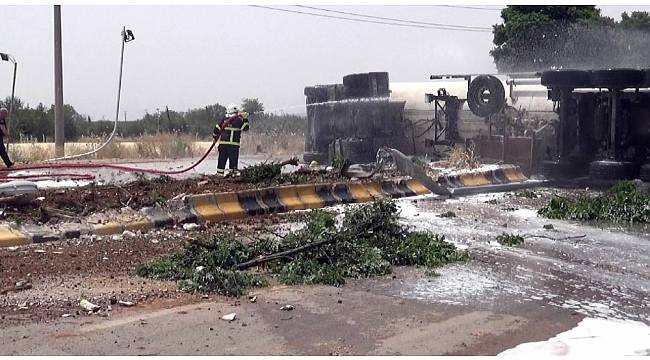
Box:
(0, 114), (239, 182)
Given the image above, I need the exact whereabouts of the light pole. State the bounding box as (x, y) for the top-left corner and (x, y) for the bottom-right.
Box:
(53, 5), (65, 157)
(46, 26), (134, 161)
(0, 52), (17, 145)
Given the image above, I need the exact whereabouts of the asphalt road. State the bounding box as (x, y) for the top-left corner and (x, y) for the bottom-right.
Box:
(1, 189), (649, 355)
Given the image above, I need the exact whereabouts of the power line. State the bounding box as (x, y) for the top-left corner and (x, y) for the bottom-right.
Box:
(436, 5), (502, 11)
(249, 5), (492, 33)
(294, 5), (491, 31)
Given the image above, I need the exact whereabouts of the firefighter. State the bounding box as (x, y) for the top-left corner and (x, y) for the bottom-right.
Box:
(213, 103), (249, 176)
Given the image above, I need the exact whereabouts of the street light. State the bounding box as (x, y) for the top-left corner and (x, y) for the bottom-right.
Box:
(0, 52), (17, 132)
(47, 26), (135, 161)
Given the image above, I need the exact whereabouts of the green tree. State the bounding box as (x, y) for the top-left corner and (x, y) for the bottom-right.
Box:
(620, 11), (650, 31)
(492, 6), (650, 72)
(491, 6), (605, 72)
(241, 98), (265, 113)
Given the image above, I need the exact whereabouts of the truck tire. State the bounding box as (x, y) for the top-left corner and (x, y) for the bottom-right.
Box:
(640, 163), (650, 182)
(589, 160), (638, 180)
(540, 69), (591, 88)
(540, 159), (581, 180)
(467, 75), (505, 118)
(589, 69), (644, 89)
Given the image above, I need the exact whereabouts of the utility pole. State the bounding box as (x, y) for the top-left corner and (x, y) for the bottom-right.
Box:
(53, 5), (64, 157)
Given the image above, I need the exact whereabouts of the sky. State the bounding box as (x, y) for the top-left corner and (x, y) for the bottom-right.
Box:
(0, 5), (649, 121)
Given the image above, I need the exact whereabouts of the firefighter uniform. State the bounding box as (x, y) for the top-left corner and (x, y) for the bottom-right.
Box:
(214, 111), (249, 175)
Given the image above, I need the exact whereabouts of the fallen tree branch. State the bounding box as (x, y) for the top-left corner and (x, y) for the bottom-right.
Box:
(235, 233), (336, 270)
(236, 222), (386, 271)
(188, 239), (220, 250)
(279, 157), (299, 167)
(262, 226), (287, 239)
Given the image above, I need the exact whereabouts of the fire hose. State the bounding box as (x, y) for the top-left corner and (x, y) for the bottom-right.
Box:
(0, 114), (241, 183)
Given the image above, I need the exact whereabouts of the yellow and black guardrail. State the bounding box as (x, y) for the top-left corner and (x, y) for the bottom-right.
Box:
(438, 165), (527, 188)
(0, 179), (428, 248)
(0, 165), (529, 248)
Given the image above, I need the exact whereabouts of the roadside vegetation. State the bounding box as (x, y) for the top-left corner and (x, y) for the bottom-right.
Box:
(496, 233), (525, 246)
(538, 181), (650, 223)
(3, 96), (305, 161)
(134, 200), (469, 296)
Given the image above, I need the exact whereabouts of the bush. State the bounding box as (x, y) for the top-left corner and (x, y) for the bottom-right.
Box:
(538, 181), (650, 223)
(496, 233), (525, 246)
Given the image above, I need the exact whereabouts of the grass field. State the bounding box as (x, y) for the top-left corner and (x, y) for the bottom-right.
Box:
(8, 133), (305, 162)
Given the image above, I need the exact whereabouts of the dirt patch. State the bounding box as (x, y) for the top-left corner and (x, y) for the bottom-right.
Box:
(0, 214), (287, 327)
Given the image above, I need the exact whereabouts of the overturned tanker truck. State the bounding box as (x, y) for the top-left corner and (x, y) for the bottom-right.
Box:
(303, 69), (650, 182)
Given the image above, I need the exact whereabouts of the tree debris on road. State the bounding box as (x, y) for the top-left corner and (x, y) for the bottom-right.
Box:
(539, 181), (650, 223)
(239, 157), (299, 183)
(134, 200), (468, 296)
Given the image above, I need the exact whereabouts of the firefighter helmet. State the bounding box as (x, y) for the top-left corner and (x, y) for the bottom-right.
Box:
(226, 103), (240, 115)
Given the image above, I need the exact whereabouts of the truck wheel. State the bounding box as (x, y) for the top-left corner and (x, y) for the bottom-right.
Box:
(467, 75), (505, 118)
(540, 159), (580, 180)
(589, 160), (638, 180)
(540, 69), (591, 88)
(640, 163), (650, 182)
(589, 69), (644, 89)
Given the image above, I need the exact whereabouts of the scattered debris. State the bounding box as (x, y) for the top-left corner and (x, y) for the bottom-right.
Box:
(280, 305), (295, 311)
(183, 223), (200, 231)
(221, 313), (237, 322)
(439, 211), (457, 218)
(249, 296), (257, 303)
(239, 157), (299, 183)
(118, 300), (135, 307)
(79, 299), (101, 312)
(496, 233), (525, 246)
(61, 313), (73, 318)
(34, 249), (46, 254)
(515, 190), (538, 199)
(1, 280), (32, 295)
(543, 224), (555, 230)
(122, 230), (137, 238)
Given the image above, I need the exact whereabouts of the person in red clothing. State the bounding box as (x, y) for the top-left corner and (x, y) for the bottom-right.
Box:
(0, 108), (14, 168)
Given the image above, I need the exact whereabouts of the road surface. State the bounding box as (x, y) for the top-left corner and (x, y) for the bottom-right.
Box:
(1, 188), (649, 355)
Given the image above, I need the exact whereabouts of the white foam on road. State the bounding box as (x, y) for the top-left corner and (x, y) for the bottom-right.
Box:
(34, 179), (93, 189)
(431, 163), (502, 177)
(499, 317), (650, 356)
